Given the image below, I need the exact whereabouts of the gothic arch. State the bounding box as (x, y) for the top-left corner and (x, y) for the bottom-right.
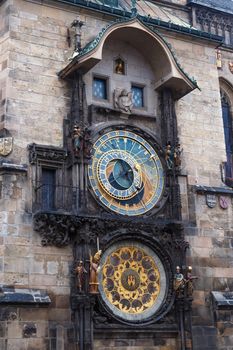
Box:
(219, 78), (233, 180)
(219, 78), (233, 108)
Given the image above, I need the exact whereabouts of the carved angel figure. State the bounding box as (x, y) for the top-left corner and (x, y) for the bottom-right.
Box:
(114, 89), (133, 114)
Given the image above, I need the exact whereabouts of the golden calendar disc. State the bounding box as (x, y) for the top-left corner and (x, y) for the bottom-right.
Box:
(99, 242), (167, 322)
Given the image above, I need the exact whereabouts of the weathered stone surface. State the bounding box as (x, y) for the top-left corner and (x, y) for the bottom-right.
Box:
(0, 0), (233, 349)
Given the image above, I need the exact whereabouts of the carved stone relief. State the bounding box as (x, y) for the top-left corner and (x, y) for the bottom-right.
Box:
(114, 88), (133, 114)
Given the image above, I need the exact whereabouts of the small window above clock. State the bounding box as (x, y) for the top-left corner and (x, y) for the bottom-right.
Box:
(114, 57), (125, 75)
(93, 77), (108, 100)
(131, 85), (144, 108)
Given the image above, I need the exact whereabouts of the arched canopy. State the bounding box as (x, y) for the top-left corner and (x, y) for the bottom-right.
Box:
(59, 18), (198, 99)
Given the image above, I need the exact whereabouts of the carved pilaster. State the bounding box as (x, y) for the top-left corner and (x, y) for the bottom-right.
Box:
(161, 89), (177, 146)
(175, 297), (194, 350)
(71, 294), (96, 350)
(161, 89), (182, 220)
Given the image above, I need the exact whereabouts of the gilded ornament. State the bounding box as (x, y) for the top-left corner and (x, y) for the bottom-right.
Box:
(216, 49), (222, 69)
(114, 58), (125, 75)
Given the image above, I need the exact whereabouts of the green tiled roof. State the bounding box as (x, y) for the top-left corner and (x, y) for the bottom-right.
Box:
(55, 0), (222, 42)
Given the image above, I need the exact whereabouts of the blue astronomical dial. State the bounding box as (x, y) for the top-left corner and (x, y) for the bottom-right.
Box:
(88, 130), (165, 216)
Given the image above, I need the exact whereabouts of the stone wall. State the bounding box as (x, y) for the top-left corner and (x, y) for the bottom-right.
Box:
(1, 0), (233, 349)
(0, 168), (74, 349)
(0, 2), (76, 348)
(0, 0), (10, 130)
(5, 0), (75, 163)
(171, 38), (225, 186)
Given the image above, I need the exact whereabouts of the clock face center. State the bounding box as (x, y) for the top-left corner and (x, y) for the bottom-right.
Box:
(112, 159), (134, 190)
(121, 268), (140, 291)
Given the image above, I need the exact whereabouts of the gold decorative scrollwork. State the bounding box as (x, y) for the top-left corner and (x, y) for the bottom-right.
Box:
(102, 246), (160, 315)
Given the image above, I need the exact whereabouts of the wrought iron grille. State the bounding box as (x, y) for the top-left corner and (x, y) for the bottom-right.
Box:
(32, 182), (78, 212)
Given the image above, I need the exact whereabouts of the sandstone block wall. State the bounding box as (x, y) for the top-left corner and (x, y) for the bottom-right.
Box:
(0, 0), (233, 349)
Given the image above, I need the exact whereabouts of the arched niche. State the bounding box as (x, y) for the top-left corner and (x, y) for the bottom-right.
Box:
(59, 18), (197, 100)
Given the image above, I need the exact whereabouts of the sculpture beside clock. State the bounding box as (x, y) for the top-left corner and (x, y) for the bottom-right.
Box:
(88, 129), (166, 216)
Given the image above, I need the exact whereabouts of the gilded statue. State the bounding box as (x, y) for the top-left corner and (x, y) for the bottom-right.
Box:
(115, 58), (125, 75)
(89, 250), (102, 294)
(216, 49), (222, 69)
(173, 266), (185, 297)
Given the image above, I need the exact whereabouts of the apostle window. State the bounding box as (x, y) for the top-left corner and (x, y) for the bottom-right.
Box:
(131, 85), (144, 108)
(41, 168), (56, 210)
(93, 77), (108, 100)
(114, 57), (125, 75)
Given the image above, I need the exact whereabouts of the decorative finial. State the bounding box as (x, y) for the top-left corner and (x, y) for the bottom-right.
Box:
(131, 0), (138, 17)
(71, 17), (84, 52)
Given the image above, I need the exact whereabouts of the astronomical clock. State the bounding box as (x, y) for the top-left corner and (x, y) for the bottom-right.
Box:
(88, 129), (165, 217)
(85, 126), (174, 326)
(32, 14), (196, 350)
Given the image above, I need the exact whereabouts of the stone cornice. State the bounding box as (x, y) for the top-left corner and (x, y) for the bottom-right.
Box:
(192, 185), (233, 195)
